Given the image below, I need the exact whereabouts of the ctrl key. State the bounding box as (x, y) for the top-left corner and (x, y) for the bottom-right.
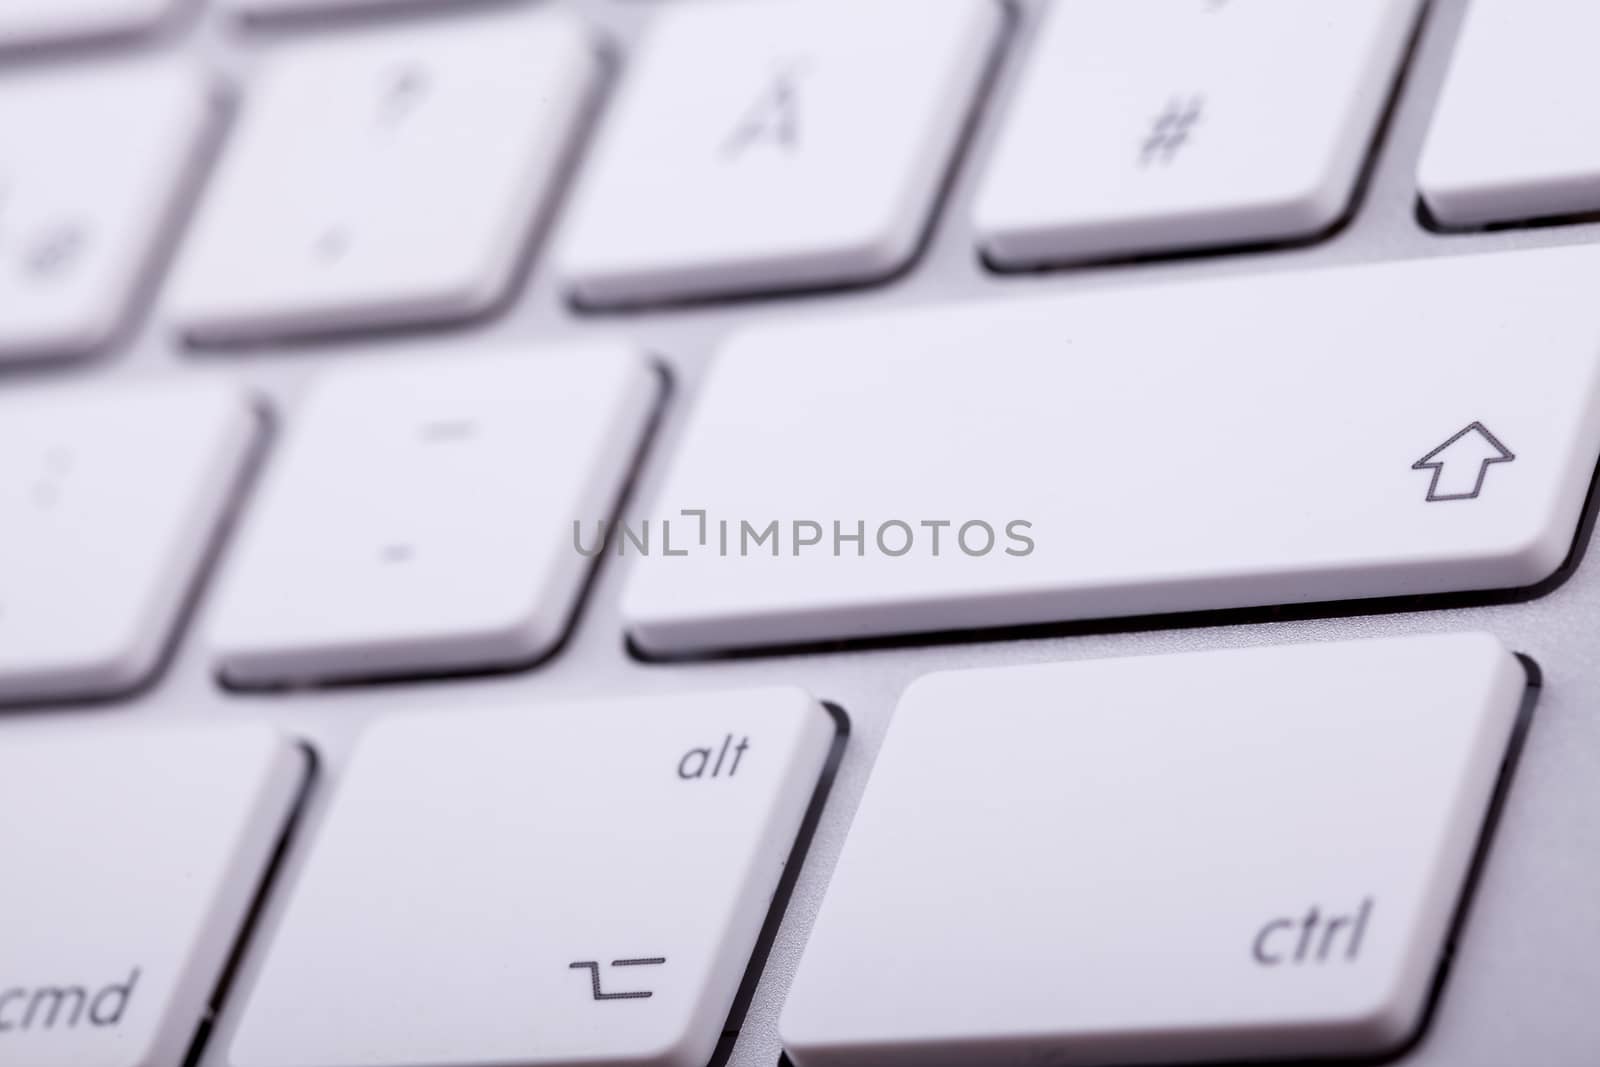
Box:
(782, 633), (1531, 1067)
(0, 723), (308, 1067)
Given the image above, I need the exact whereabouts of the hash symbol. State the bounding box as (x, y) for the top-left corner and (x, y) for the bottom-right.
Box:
(1139, 96), (1204, 166)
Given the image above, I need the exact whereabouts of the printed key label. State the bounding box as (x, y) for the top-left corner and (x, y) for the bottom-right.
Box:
(678, 734), (751, 780)
(1252, 899), (1374, 966)
(0, 968), (140, 1034)
(568, 958), (666, 1002)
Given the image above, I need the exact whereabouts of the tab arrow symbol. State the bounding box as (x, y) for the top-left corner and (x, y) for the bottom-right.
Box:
(1412, 422), (1515, 502)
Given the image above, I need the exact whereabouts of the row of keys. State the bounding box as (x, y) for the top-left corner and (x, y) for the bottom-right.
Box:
(7, 243), (1600, 702)
(10, 0), (1600, 365)
(1, 687), (836, 1067)
(0, 344), (655, 701)
(0, 0), (1444, 362)
(0, 633), (1528, 1067)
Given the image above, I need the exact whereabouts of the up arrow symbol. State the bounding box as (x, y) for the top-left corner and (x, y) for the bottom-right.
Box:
(1411, 422), (1515, 502)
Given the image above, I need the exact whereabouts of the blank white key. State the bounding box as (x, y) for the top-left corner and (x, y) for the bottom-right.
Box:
(784, 633), (1527, 1066)
(976, 0), (1420, 266)
(0, 63), (213, 363)
(229, 688), (834, 1067)
(0, 382), (260, 703)
(170, 9), (596, 344)
(623, 245), (1600, 655)
(210, 343), (655, 687)
(0, 0), (181, 49)
(0, 723), (307, 1067)
(557, 0), (1000, 307)
(1419, 0), (1600, 227)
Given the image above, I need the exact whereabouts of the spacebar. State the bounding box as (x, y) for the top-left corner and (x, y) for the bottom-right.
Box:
(622, 246), (1600, 654)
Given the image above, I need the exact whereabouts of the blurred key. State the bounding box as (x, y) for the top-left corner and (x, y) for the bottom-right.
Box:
(557, 0), (1000, 307)
(1419, 0), (1600, 227)
(170, 8), (597, 344)
(976, 0), (1421, 266)
(0, 0), (182, 50)
(209, 343), (656, 687)
(0, 382), (260, 703)
(0, 63), (213, 364)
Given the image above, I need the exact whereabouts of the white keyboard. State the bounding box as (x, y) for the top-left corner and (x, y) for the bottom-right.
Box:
(3, 1), (1599, 1066)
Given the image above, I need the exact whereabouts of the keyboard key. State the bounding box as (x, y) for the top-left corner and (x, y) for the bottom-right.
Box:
(556, 0), (1000, 307)
(0, 63), (214, 364)
(169, 9), (596, 344)
(228, 688), (835, 1067)
(0, 722), (307, 1067)
(210, 343), (655, 687)
(783, 633), (1528, 1066)
(975, 0), (1421, 267)
(1418, 0), (1600, 227)
(0, 382), (260, 703)
(0, 0), (181, 49)
(622, 245), (1600, 655)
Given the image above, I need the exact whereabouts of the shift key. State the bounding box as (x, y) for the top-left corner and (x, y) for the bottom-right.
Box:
(623, 245), (1600, 654)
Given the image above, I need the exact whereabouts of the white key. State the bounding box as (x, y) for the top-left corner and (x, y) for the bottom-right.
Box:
(1418, 0), (1600, 227)
(0, 382), (260, 703)
(169, 9), (597, 344)
(210, 343), (655, 687)
(228, 688), (834, 1067)
(0, 723), (307, 1067)
(0, 0), (181, 49)
(783, 633), (1528, 1066)
(0, 63), (213, 363)
(975, 0), (1420, 267)
(623, 245), (1600, 655)
(556, 0), (1000, 307)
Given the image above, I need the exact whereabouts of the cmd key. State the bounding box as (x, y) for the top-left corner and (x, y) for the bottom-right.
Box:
(783, 633), (1531, 1066)
(0, 723), (307, 1067)
(623, 245), (1600, 655)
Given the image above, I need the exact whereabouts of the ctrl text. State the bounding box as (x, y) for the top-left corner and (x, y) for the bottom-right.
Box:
(0, 969), (139, 1033)
(1253, 899), (1374, 966)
